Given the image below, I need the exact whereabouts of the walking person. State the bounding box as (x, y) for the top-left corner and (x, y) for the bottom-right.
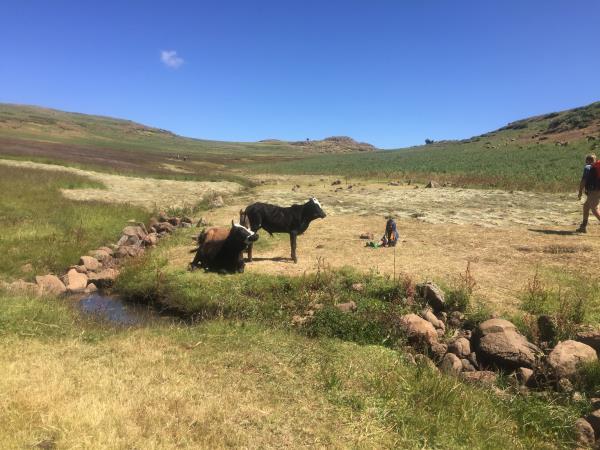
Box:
(576, 153), (600, 233)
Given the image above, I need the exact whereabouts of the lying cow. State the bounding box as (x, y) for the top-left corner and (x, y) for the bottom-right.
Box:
(241, 197), (326, 263)
(189, 221), (258, 273)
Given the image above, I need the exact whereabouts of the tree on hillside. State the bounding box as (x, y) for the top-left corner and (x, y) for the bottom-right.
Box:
(425, 138), (434, 145)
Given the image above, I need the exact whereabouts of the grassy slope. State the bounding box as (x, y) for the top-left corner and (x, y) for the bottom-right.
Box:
(0, 164), (148, 280)
(258, 102), (600, 191)
(0, 294), (584, 449)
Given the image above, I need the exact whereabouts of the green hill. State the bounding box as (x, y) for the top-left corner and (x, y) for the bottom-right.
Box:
(0, 104), (375, 182)
(260, 101), (600, 191)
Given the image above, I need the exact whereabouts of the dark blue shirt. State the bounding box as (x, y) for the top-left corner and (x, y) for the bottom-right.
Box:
(583, 164), (595, 192)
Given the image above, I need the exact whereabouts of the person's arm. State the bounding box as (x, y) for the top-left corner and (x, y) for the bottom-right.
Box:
(579, 178), (585, 200)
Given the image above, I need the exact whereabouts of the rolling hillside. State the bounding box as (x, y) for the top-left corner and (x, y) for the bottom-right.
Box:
(260, 101), (600, 191)
(0, 104), (375, 182)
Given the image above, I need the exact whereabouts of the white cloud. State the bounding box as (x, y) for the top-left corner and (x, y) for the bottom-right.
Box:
(160, 50), (184, 69)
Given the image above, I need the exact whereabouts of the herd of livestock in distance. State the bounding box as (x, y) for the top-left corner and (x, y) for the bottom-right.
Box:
(190, 197), (327, 273)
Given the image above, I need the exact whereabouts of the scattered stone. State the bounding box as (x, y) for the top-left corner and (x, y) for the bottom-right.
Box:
(64, 269), (88, 293)
(430, 342), (448, 361)
(335, 301), (357, 313)
(467, 352), (479, 370)
(331, 180), (342, 186)
(422, 309), (445, 331)
(158, 211), (169, 222)
(143, 233), (159, 246)
(208, 195), (224, 208)
(181, 222), (192, 228)
(460, 371), (497, 386)
(79, 256), (101, 272)
(87, 268), (119, 288)
(417, 282), (445, 312)
(547, 340), (597, 379)
(98, 246), (114, 256)
(461, 358), (476, 372)
(388, 181), (400, 186)
(85, 283), (98, 293)
(439, 353), (462, 376)
(35, 275), (67, 296)
(575, 417), (595, 447)
(575, 330), (600, 353)
(399, 313), (438, 346)
(122, 225), (147, 240)
(92, 249), (112, 263)
(476, 318), (540, 369)
(71, 265), (88, 274)
(448, 337), (471, 358)
(557, 377), (574, 393)
(517, 367), (534, 386)
(154, 222), (175, 234)
(116, 246), (144, 258)
(425, 181), (439, 188)
(359, 232), (374, 240)
(351, 283), (364, 292)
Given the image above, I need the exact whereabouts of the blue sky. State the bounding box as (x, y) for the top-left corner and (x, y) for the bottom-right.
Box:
(1, 1), (599, 148)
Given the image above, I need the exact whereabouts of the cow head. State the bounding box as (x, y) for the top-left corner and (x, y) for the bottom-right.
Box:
(230, 220), (259, 245)
(304, 197), (326, 220)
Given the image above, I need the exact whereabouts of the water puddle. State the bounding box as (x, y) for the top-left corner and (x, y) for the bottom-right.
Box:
(78, 293), (157, 325)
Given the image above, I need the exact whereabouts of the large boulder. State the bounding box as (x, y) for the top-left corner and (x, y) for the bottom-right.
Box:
(92, 249), (112, 263)
(35, 275), (66, 296)
(79, 256), (101, 272)
(399, 313), (438, 346)
(547, 340), (597, 379)
(64, 269), (88, 293)
(87, 268), (119, 289)
(475, 319), (540, 369)
(417, 282), (445, 312)
(575, 418), (595, 447)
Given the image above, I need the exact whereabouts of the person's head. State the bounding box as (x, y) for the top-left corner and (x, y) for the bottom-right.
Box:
(586, 154), (597, 164)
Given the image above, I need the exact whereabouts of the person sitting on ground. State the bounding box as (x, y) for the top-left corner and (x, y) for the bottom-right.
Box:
(577, 153), (600, 233)
(381, 218), (399, 247)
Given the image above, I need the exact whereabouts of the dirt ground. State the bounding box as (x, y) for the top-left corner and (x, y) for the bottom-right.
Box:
(175, 175), (598, 314)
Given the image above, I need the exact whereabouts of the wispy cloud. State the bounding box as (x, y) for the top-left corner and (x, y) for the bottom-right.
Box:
(160, 50), (184, 69)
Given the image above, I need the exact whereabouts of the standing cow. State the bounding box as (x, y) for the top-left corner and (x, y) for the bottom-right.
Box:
(189, 221), (258, 273)
(241, 197), (326, 263)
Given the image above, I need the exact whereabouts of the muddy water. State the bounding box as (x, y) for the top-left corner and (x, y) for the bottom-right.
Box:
(78, 293), (161, 325)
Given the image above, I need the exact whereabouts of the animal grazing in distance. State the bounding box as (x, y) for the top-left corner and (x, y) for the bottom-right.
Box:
(241, 197), (326, 263)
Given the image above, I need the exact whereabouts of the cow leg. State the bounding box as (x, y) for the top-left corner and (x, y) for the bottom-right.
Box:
(290, 232), (298, 263)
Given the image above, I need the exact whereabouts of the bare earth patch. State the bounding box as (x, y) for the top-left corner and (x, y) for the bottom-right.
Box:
(172, 176), (598, 314)
(0, 159), (241, 209)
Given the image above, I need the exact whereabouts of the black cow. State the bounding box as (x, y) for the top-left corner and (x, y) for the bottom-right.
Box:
(189, 221), (258, 273)
(242, 197), (326, 263)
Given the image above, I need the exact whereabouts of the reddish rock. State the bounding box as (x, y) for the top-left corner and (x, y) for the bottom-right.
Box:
(460, 371), (497, 386)
(65, 269), (88, 293)
(575, 418), (595, 447)
(448, 337), (471, 358)
(439, 353), (462, 376)
(87, 269), (119, 288)
(417, 282), (445, 312)
(79, 256), (101, 272)
(476, 319), (540, 369)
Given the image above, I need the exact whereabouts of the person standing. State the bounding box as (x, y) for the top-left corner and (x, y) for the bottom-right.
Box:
(576, 154), (600, 233)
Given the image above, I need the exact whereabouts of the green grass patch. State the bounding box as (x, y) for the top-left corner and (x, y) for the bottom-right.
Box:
(0, 164), (149, 280)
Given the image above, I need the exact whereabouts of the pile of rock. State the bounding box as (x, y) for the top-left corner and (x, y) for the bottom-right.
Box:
(2, 214), (193, 297)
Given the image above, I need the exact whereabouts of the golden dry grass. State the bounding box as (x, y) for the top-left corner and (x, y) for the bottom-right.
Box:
(0, 321), (397, 449)
(0, 159), (241, 210)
